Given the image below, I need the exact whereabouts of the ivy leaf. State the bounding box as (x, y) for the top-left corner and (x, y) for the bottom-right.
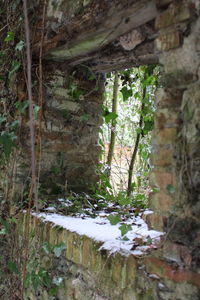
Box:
(134, 92), (140, 99)
(143, 120), (154, 134)
(53, 243), (66, 257)
(80, 114), (90, 122)
(52, 276), (64, 286)
(15, 40), (24, 51)
(104, 112), (118, 124)
(9, 60), (21, 79)
(140, 150), (148, 159)
(135, 193), (145, 201)
(41, 242), (51, 255)
(107, 214), (121, 225)
(0, 228), (7, 235)
(48, 287), (57, 296)
(117, 197), (130, 206)
(119, 224), (132, 236)
(120, 86), (132, 102)
(4, 31), (14, 42)
(166, 184), (176, 194)
(34, 105), (40, 119)
(8, 261), (19, 274)
(136, 128), (142, 134)
(0, 116), (6, 124)
(0, 133), (15, 159)
(0, 218), (10, 233)
(15, 100), (29, 114)
(32, 273), (41, 290)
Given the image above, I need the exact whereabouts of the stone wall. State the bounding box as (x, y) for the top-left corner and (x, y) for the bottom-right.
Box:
(148, 0), (200, 255)
(20, 214), (200, 300)
(1, 0), (200, 298)
(14, 66), (104, 198)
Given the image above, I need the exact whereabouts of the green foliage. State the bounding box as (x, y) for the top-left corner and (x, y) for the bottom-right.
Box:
(166, 184), (176, 194)
(8, 60), (21, 79)
(120, 86), (133, 102)
(104, 112), (118, 124)
(15, 40), (24, 51)
(80, 114), (90, 122)
(97, 65), (159, 211)
(119, 224), (132, 236)
(53, 243), (67, 257)
(0, 132), (16, 159)
(7, 261), (19, 274)
(0, 218), (11, 234)
(68, 72), (84, 101)
(15, 100), (29, 113)
(25, 241), (66, 295)
(4, 31), (14, 42)
(107, 214), (121, 225)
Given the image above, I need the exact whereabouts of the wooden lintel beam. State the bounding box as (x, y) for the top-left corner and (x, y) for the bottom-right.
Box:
(45, 0), (158, 62)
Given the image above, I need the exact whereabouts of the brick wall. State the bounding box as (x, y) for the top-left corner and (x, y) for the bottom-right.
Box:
(14, 67), (104, 199)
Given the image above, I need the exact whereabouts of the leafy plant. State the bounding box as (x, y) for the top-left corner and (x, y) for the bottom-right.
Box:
(119, 224), (132, 236)
(4, 31), (14, 42)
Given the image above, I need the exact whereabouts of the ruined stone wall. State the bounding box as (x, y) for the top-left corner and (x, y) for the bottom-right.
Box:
(146, 0), (200, 296)
(20, 214), (200, 300)
(2, 0), (200, 298)
(15, 66), (104, 197)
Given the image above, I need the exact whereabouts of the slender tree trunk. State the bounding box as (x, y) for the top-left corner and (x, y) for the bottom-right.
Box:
(107, 71), (119, 175)
(127, 87), (146, 196)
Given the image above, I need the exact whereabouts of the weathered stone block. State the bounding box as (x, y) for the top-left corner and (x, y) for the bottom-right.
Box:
(151, 146), (173, 167)
(153, 128), (177, 145)
(160, 70), (197, 88)
(82, 236), (92, 268)
(150, 170), (176, 190)
(155, 88), (183, 108)
(149, 190), (174, 212)
(156, 0), (172, 8)
(163, 241), (192, 266)
(145, 212), (164, 231)
(156, 29), (181, 51)
(126, 255), (137, 287)
(154, 108), (180, 129)
(155, 3), (192, 30)
(145, 256), (200, 289)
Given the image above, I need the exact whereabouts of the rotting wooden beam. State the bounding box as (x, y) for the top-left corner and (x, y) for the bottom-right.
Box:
(44, 0), (158, 62)
(90, 53), (159, 73)
(68, 41), (159, 72)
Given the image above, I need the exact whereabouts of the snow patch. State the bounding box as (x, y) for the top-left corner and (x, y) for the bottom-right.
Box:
(32, 212), (164, 256)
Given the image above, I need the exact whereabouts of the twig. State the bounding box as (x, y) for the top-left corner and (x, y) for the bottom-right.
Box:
(36, 0), (47, 201)
(23, 0), (37, 211)
(22, 0), (38, 297)
(0, 23), (9, 33)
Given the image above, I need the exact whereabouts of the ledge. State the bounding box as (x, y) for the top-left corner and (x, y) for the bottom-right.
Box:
(19, 211), (200, 300)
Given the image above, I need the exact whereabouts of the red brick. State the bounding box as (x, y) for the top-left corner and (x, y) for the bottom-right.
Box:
(163, 241), (192, 267)
(145, 257), (200, 288)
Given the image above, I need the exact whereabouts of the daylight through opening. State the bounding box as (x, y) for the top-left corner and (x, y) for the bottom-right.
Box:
(97, 65), (159, 209)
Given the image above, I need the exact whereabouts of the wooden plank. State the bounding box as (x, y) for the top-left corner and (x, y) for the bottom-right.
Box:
(45, 0), (158, 61)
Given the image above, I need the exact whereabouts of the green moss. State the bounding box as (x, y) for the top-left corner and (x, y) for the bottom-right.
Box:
(46, 32), (108, 61)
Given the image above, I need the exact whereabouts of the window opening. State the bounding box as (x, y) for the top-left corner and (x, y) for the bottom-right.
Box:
(98, 65), (159, 209)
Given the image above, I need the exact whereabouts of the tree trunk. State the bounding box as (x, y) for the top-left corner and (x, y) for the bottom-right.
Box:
(107, 71), (119, 175)
(127, 87), (146, 196)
